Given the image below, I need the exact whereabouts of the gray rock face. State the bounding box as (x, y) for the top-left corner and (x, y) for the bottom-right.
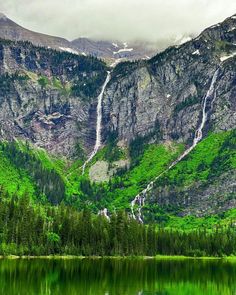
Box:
(0, 40), (107, 158)
(103, 15), (236, 147)
(101, 14), (236, 216)
(149, 170), (236, 217)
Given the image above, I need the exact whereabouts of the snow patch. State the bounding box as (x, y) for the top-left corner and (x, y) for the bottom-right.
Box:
(110, 58), (122, 68)
(210, 24), (220, 29)
(179, 36), (192, 45)
(192, 49), (200, 55)
(228, 26), (236, 32)
(113, 48), (133, 55)
(112, 43), (118, 48)
(220, 52), (236, 62)
(166, 94), (171, 98)
(59, 47), (79, 55)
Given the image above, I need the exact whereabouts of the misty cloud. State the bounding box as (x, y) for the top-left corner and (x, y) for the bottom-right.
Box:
(0, 0), (236, 42)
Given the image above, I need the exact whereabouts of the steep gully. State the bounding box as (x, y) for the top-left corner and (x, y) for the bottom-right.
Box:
(131, 67), (220, 222)
(82, 71), (111, 174)
(81, 70), (111, 220)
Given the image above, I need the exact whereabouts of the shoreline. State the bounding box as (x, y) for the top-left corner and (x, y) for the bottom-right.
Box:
(0, 255), (236, 261)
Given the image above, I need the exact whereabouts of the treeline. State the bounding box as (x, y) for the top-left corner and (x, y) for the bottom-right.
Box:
(0, 142), (65, 204)
(0, 38), (108, 99)
(0, 195), (236, 257)
(0, 73), (28, 94)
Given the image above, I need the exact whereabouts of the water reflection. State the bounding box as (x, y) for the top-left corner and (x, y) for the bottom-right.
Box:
(0, 258), (235, 295)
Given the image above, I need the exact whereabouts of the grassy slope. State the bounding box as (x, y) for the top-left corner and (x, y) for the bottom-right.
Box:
(0, 129), (235, 230)
(106, 142), (184, 209)
(161, 208), (236, 231)
(159, 130), (236, 187)
(64, 142), (184, 210)
(147, 129), (236, 229)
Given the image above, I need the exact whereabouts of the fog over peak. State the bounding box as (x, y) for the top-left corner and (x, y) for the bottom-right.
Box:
(0, 0), (236, 43)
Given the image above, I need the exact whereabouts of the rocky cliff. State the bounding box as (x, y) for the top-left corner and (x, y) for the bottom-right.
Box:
(103, 14), (236, 146)
(0, 14), (235, 217)
(0, 39), (107, 158)
(100, 14), (236, 217)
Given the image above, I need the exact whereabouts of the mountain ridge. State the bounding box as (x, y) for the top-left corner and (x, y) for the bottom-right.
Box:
(0, 13), (160, 62)
(0, 13), (235, 220)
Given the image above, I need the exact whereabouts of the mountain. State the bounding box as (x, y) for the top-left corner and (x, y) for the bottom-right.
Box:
(100, 13), (236, 219)
(0, 13), (158, 62)
(71, 38), (157, 61)
(0, 13), (235, 224)
(0, 13), (196, 64)
(0, 12), (79, 54)
(0, 38), (107, 158)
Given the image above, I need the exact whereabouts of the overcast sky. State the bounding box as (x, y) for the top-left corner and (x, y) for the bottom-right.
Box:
(0, 0), (236, 42)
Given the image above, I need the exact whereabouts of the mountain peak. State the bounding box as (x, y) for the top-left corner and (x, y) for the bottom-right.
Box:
(0, 12), (8, 20)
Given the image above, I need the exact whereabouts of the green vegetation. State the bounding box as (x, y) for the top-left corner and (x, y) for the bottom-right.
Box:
(141, 129), (236, 222)
(72, 141), (183, 211)
(0, 146), (35, 197)
(215, 40), (236, 54)
(0, 73), (29, 94)
(0, 129), (235, 256)
(157, 129), (236, 188)
(0, 141), (65, 204)
(0, 38), (108, 100)
(1, 129), (234, 216)
(174, 95), (199, 114)
(38, 75), (49, 88)
(36, 73), (72, 95)
(148, 208), (236, 232)
(103, 132), (126, 163)
(0, 195), (236, 257)
(71, 72), (106, 99)
(0, 129), (235, 216)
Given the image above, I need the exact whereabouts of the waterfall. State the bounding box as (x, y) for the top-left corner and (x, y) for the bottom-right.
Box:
(82, 71), (111, 174)
(99, 208), (110, 220)
(131, 68), (220, 222)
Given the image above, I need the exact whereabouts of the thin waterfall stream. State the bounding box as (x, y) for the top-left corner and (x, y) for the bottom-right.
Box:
(82, 71), (111, 174)
(131, 67), (220, 222)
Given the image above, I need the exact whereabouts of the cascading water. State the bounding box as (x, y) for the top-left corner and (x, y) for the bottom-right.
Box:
(82, 71), (111, 174)
(99, 208), (110, 220)
(131, 68), (220, 222)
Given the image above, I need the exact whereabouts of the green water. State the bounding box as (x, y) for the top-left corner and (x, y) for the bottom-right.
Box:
(0, 258), (235, 294)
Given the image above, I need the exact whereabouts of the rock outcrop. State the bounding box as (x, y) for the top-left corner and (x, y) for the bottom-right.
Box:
(0, 39), (107, 158)
(103, 14), (236, 146)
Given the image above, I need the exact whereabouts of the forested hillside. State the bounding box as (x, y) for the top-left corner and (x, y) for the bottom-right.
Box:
(0, 195), (236, 256)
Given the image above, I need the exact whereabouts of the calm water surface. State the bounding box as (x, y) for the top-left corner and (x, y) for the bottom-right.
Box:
(0, 258), (235, 295)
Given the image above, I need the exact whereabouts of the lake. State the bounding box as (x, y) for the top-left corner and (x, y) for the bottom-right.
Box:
(0, 258), (235, 294)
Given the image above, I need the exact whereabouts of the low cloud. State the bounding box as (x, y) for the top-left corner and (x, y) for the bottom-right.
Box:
(1, 0), (236, 42)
